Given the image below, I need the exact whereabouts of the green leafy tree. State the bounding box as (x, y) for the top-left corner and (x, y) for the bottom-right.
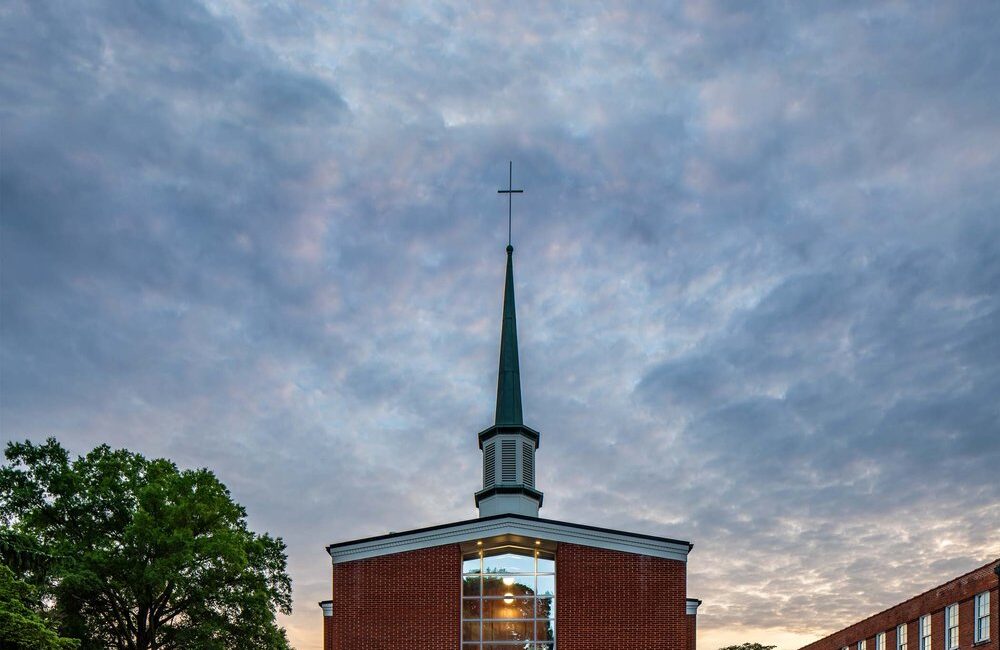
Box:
(0, 438), (293, 650)
(719, 643), (778, 650)
(0, 563), (79, 649)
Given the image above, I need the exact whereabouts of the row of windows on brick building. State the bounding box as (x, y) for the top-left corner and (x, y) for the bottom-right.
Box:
(844, 592), (991, 650)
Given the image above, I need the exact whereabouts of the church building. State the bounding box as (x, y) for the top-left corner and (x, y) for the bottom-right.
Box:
(319, 187), (700, 649)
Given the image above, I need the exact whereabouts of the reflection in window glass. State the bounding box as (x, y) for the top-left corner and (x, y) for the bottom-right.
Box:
(483, 574), (534, 596)
(482, 597), (534, 620)
(920, 615), (932, 650)
(484, 551), (536, 574)
(462, 621), (481, 641)
(536, 618), (555, 641)
(463, 578), (482, 597)
(975, 591), (990, 642)
(462, 546), (555, 648)
(463, 599), (481, 618)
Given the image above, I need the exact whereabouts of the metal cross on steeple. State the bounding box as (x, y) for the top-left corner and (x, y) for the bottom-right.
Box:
(497, 161), (523, 247)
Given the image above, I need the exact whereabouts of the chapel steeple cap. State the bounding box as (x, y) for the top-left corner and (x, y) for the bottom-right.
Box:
(494, 244), (523, 426)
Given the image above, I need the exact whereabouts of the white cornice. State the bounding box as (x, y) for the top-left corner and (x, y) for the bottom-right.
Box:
(686, 598), (702, 615)
(328, 516), (691, 564)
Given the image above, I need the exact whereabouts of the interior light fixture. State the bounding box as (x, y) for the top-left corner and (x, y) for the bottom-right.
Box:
(502, 576), (515, 586)
(503, 592), (514, 605)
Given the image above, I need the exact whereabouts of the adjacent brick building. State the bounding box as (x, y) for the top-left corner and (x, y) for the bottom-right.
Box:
(799, 560), (999, 650)
(319, 239), (700, 649)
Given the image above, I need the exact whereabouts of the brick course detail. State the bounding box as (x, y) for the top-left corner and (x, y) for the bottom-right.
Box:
(557, 543), (689, 650)
(799, 560), (999, 650)
(329, 545), (461, 650)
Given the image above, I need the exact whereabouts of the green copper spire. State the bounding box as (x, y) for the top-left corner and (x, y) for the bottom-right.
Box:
(476, 166), (544, 517)
(495, 244), (523, 426)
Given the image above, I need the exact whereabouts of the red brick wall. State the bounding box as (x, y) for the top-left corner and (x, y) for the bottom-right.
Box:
(323, 615), (333, 650)
(330, 545), (461, 650)
(557, 543), (688, 650)
(325, 541), (692, 649)
(687, 613), (697, 650)
(799, 560), (999, 650)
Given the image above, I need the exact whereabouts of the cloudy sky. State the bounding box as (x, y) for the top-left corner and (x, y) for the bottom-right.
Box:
(2, 1), (999, 648)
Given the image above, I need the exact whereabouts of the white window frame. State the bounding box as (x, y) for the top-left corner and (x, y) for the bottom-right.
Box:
(898, 623), (908, 650)
(945, 603), (959, 650)
(975, 591), (991, 642)
(859, 640), (867, 650)
(921, 614), (932, 650)
(877, 631), (886, 650)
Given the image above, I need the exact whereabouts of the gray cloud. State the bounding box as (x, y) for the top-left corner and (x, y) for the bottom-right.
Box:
(3, 1), (999, 648)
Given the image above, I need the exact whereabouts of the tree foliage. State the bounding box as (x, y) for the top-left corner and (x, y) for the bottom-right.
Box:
(0, 438), (292, 650)
(0, 563), (80, 649)
(719, 643), (778, 650)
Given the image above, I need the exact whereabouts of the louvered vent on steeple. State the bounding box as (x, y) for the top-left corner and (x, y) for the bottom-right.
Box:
(484, 442), (495, 487)
(523, 441), (534, 487)
(501, 439), (517, 482)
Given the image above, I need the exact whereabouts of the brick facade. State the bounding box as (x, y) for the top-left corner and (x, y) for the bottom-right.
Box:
(799, 560), (999, 650)
(328, 545), (462, 650)
(555, 543), (688, 650)
(324, 541), (693, 650)
(323, 614), (333, 649)
(687, 612), (697, 650)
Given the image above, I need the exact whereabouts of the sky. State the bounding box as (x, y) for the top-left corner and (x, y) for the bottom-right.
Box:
(2, 1), (999, 648)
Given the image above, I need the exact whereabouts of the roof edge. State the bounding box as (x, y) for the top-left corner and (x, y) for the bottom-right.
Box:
(327, 512), (692, 551)
(325, 513), (693, 564)
(798, 557), (1000, 649)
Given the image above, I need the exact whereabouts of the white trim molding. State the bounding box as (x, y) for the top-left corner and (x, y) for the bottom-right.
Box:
(327, 513), (692, 564)
(686, 598), (702, 615)
(318, 600), (333, 617)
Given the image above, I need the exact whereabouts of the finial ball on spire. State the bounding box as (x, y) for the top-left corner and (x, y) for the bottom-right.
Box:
(507, 244), (514, 254)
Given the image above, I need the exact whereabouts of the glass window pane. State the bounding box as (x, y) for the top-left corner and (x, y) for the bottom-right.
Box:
(483, 619), (534, 641)
(465, 544), (554, 647)
(483, 574), (534, 597)
(483, 597), (534, 620)
(483, 551), (535, 574)
(462, 621), (481, 641)
(463, 557), (482, 574)
(462, 576), (482, 597)
(463, 598), (481, 619)
(536, 619), (556, 641)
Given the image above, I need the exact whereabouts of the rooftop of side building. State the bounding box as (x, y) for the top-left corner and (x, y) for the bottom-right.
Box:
(799, 558), (999, 650)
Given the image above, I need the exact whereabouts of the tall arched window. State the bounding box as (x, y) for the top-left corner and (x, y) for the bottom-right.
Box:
(462, 546), (555, 649)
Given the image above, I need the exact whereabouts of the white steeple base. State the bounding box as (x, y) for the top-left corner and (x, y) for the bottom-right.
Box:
(478, 492), (540, 518)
